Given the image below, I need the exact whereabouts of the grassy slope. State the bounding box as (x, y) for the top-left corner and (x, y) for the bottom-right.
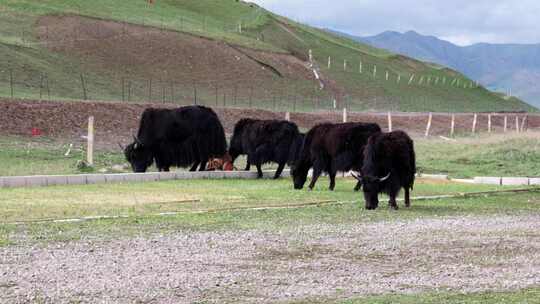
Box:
(2, 134), (540, 178)
(0, 0), (535, 112)
(336, 289), (540, 304)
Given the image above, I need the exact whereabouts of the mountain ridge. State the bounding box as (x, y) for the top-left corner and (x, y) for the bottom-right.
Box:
(340, 29), (540, 108)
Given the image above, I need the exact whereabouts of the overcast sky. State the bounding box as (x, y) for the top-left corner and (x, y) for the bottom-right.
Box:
(250, 0), (540, 46)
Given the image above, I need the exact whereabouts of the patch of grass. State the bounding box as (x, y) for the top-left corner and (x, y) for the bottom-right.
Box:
(333, 288), (540, 304)
(0, 177), (538, 246)
(416, 133), (540, 178)
(0, 136), (125, 176)
(0, 177), (521, 223)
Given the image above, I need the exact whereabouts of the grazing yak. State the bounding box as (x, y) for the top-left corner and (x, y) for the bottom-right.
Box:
(352, 130), (416, 210)
(229, 118), (304, 179)
(292, 122), (382, 191)
(124, 106), (227, 173)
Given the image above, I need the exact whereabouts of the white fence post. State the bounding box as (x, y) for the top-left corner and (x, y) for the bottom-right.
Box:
(504, 116), (508, 133)
(472, 113), (477, 134)
(387, 112), (392, 132)
(285, 112), (290, 121)
(521, 116), (527, 132)
(87, 116), (94, 166)
(328, 56), (331, 69)
(450, 114), (455, 137)
(425, 113), (433, 138)
(342, 108), (347, 123)
(515, 116), (520, 133)
(488, 114), (492, 133)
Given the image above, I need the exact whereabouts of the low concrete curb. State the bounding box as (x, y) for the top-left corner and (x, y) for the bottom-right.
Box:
(0, 170), (292, 189)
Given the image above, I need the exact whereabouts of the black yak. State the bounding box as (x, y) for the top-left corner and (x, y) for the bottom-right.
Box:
(352, 130), (416, 210)
(229, 118), (304, 179)
(292, 122), (382, 191)
(124, 106), (227, 173)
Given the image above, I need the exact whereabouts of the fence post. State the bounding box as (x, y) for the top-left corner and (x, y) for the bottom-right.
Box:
(39, 74), (44, 100)
(46, 75), (50, 99)
(342, 108), (347, 123)
(285, 112), (290, 121)
(387, 112), (392, 132)
(450, 114), (455, 137)
(425, 112), (432, 138)
(80, 73), (87, 100)
(249, 87), (253, 108)
(121, 77), (125, 102)
(127, 80), (131, 102)
(373, 65), (377, 78)
(488, 114), (492, 133)
(328, 56), (331, 69)
(359, 61), (362, 73)
(194, 86), (198, 105)
(9, 69), (13, 98)
(148, 78), (152, 101)
(343, 60), (347, 71)
(472, 113), (477, 134)
(87, 116), (94, 166)
(515, 116), (520, 133)
(504, 116), (508, 133)
(521, 116), (527, 132)
(215, 86), (218, 106)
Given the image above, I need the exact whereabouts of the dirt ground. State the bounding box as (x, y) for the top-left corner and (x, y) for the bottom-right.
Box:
(1, 98), (538, 150)
(35, 15), (322, 98)
(1, 215), (539, 303)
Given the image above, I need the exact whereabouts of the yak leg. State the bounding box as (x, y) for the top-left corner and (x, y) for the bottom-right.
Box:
(354, 180), (362, 192)
(244, 162), (251, 171)
(160, 167), (170, 172)
(189, 161), (200, 172)
(199, 160), (208, 171)
(404, 187), (411, 208)
(308, 161), (324, 190)
(328, 162), (337, 191)
(273, 162), (286, 179)
(388, 191), (399, 210)
(256, 163), (264, 178)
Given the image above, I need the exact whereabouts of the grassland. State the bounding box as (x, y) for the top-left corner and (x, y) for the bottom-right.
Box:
(0, 0), (534, 112)
(336, 289), (540, 304)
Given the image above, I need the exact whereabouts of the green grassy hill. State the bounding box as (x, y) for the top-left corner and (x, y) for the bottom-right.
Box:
(0, 0), (535, 112)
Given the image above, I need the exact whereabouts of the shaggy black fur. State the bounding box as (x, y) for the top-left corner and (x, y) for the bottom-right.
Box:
(292, 122), (382, 191)
(124, 106), (227, 173)
(357, 130), (416, 210)
(229, 118), (304, 178)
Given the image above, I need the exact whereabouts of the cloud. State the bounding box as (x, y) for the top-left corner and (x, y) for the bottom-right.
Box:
(250, 0), (540, 45)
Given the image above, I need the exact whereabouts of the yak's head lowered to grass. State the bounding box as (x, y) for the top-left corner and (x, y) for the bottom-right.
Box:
(123, 137), (154, 173)
(352, 172), (391, 210)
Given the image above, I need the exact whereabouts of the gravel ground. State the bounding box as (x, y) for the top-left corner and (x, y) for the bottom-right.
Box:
(2, 215), (540, 303)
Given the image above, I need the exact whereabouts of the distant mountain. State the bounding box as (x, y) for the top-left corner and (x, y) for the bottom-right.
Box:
(341, 30), (540, 108)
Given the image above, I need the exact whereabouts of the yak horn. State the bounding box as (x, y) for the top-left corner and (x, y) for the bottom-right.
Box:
(379, 172), (391, 182)
(351, 171), (362, 181)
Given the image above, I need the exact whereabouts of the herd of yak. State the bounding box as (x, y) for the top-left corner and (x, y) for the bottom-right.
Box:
(124, 105), (416, 210)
